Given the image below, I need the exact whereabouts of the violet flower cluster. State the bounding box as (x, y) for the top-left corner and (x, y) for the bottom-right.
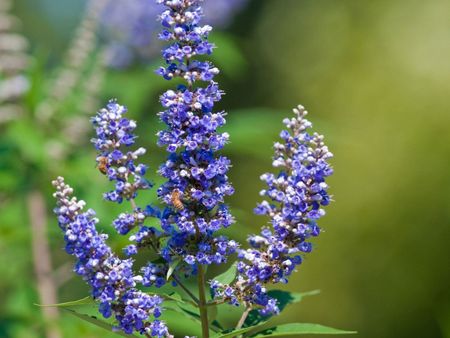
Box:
(91, 100), (151, 205)
(52, 177), (168, 337)
(155, 0), (238, 271)
(211, 106), (333, 314)
(100, 0), (248, 68)
(51, 0), (334, 336)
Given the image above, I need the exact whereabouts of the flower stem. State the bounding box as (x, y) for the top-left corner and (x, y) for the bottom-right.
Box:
(235, 306), (252, 331)
(197, 264), (209, 338)
(130, 198), (137, 210)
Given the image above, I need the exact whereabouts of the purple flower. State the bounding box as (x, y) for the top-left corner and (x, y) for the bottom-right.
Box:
(141, 263), (167, 288)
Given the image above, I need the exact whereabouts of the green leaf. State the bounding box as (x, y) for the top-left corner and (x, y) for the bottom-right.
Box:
(213, 262), (238, 285)
(162, 291), (185, 303)
(268, 290), (320, 312)
(176, 301), (200, 318)
(208, 304), (218, 324)
(166, 258), (181, 280)
(163, 302), (218, 335)
(245, 290), (320, 327)
(252, 323), (357, 337)
(171, 301), (223, 333)
(163, 303), (200, 323)
(35, 296), (92, 308)
(63, 309), (139, 337)
(212, 321), (268, 338)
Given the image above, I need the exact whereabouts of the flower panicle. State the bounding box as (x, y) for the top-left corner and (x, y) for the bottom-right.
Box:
(91, 99), (151, 203)
(211, 105), (334, 315)
(52, 177), (170, 337)
(154, 0), (237, 269)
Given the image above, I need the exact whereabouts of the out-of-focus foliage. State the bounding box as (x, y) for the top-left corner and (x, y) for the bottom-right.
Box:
(99, 0), (248, 68)
(1, 0), (449, 337)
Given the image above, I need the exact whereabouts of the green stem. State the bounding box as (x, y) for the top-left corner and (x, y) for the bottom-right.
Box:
(197, 264), (209, 338)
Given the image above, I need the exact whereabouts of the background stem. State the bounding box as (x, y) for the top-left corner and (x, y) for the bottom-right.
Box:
(197, 264), (209, 338)
(27, 190), (61, 338)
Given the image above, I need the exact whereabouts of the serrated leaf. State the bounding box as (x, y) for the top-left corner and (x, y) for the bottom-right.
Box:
(245, 290), (320, 327)
(35, 296), (92, 308)
(63, 309), (139, 337)
(212, 321), (268, 338)
(252, 323), (356, 337)
(166, 259), (181, 280)
(213, 262), (237, 285)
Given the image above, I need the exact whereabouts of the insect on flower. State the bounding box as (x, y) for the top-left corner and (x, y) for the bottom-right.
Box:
(170, 189), (184, 210)
(96, 156), (108, 175)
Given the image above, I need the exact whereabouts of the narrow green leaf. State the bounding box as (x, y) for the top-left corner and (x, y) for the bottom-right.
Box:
(166, 259), (181, 280)
(35, 296), (92, 308)
(245, 290), (320, 327)
(268, 289), (320, 312)
(63, 309), (139, 337)
(213, 262), (237, 285)
(212, 321), (268, 338)
(161, 291), (185, 303)
(164, 303), (200, 322)
(163, 303), (218, 335)
(176, 301), (200, 318)
(208, 304), (218, 324)
(252, 323), (357, 337)
(172, 301), (223, 333)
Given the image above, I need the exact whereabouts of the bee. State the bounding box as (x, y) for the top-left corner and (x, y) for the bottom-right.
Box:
(171, 189), (184, 210)
(96, 156), (108, 175)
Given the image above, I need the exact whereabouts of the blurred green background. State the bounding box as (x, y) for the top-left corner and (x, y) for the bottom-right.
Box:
(1, 0), (449, 337)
